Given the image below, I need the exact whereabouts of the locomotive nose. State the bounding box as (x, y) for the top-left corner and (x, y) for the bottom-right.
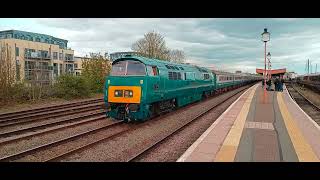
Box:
(108, 86), (142, 104)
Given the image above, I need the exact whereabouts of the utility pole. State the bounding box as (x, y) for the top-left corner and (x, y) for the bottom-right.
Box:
(308, 59), (310, 74)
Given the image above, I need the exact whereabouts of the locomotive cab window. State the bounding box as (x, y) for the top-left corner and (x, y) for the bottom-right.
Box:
(147, 66), (158, 76)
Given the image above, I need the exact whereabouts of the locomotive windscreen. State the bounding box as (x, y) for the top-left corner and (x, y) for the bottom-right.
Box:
(111, 60), (146, 76)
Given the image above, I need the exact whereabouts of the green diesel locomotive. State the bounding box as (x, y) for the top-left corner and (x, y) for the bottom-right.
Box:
(104, 54), (261, 122)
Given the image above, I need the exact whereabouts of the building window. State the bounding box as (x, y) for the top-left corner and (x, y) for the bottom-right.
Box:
(15, 47), (19, 56)
(40, 50), (49, 59)
(53, 63), (58, 77)
(25, 61), (36, 70)
(25, 48), (36, 58)
(76, 72), (80, 76)
(39, 62), (49, 70)
(74, 64), (78, 69)
(59, 64), (63, 75)
(65, 54), (73, 61)
(59, 53), (63, 60)
(25, 70), (33, 80)
(65, 64), (74, 73)
(53, 52), (58, 59)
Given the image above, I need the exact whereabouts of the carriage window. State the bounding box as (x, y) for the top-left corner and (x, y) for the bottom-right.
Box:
(168, 72), (182, 80)
(204, 74), (210, 80)
(186, 72), (195, 80)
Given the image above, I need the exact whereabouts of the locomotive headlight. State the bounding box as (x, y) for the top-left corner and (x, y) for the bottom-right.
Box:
(124, 90), (133, 97)
(114, 90), (123, 97)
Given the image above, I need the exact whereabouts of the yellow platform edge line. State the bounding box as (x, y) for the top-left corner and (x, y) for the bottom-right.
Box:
(277, 92), (319, 162)
(214, 84), (258, 162)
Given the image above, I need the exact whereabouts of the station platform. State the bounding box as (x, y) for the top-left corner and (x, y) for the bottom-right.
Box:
(177, 83), (320, 162)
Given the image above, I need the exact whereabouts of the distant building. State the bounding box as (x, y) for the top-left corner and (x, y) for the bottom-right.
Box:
(74, 55), (112, 76)
(283, 72), (298, 80)
(235, 71), (242, 73)
(74, 56), (89, 76)
(0, 30), (75, 85)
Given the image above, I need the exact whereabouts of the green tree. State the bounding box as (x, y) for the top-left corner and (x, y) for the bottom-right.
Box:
(53, 74), (91, 99)
(82, 53), (111, 93)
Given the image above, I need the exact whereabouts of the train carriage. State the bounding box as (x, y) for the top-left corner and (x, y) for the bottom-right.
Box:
(296, 73), (320, 93)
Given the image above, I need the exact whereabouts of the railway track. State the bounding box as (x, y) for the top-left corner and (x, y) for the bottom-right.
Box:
(0, 102), (104, 128)
(45, 84), (253, 162)
(0, 109), (106, 140)
(286, 82), (320, 124)
(125, 84), (251, 162)
(0, 120), (127, 162)
(0, 98), (104, 122)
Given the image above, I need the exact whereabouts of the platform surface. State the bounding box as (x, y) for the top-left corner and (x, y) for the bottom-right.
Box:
(177, 83), (320, 162)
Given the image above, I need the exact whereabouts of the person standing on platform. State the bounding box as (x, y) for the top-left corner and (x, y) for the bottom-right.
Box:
(274, 77), (279, 91)
(280, 78), (284, 92)
(266, 79), (272, 91)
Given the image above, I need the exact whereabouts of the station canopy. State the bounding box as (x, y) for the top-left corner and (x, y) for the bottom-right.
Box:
(256, 68), (286, 77)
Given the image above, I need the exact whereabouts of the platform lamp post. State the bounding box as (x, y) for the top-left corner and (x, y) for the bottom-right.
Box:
(267, 52), (271, 80)
(261, 28), (270, 102)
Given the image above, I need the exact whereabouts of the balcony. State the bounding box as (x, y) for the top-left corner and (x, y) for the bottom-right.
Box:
(24, 52), (51, 60)
(64, 57), (74, 61)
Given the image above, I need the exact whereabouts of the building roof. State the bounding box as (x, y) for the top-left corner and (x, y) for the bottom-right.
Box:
(0, 29), (70, 49)
(0, 30), (68, 42)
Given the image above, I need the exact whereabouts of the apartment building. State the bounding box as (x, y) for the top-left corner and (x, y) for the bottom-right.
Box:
(74, 56), (91, 76)
(0, 30), (75, 85)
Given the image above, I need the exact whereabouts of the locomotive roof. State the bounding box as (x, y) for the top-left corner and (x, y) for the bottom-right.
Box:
(113, 55), (212, 73)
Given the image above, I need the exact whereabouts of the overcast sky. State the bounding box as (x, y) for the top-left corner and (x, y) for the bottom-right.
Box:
(1, 18), (320, 74)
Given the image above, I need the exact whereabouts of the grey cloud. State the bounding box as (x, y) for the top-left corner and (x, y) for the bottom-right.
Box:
(30, 18), (320, 74)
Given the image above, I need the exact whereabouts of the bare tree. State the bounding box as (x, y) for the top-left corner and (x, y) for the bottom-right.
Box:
(0, 43), (15, 103)
(169, 49), (186, 63)
(132, 31), (187, 63)
(132, 31), (171, 61)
